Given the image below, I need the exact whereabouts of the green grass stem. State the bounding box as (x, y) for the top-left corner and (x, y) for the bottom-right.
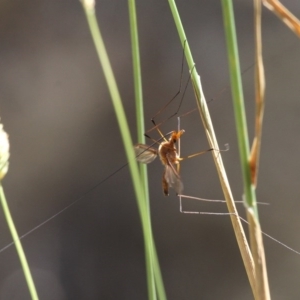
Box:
(82, 2), (163, 299)
(128, 1), (166, 299)
(0, 184), (39, 300)
(221, 0), (258, 215)
(221, 1), (270, 298)
(168, 0), (256, 295)
(128, 2), (156, 299)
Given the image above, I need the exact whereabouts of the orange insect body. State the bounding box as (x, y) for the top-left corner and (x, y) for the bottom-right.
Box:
(158, 130), (184, 196)
(158, 130), (183, 165)
(134, 130), (185, 196)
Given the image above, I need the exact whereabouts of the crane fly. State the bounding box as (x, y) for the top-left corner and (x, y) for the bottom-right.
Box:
(135, 130), (185, 196)
(134, 122), (221, 197)
(133, 41), (212, 196)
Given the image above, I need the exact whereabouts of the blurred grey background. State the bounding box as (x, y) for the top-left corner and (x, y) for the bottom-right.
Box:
(0, 1), (300, 299)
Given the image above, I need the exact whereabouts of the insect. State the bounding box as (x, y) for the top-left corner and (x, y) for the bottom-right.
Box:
(134, 129), (185, 196)
(134, 120), (220, 196)
(133, 41), (214, 196)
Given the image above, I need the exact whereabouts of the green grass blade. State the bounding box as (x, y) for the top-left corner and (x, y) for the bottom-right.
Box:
(128, 1), (167, 299)
(0, 184), (39, 300)
(128, 0), (145, 145)
(221, 1), (270, 298)
(0, 125), (39, 300)
(168, 0), (256, 294)
(221, 0), (257, 214)
(82, 2), (162, 299)
(128, 1), (155, 299)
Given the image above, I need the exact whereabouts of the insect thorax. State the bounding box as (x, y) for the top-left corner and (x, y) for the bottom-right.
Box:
(158, 141), (178, 165)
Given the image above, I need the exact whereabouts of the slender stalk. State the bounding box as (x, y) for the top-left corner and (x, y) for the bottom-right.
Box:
(263, 0), (300, 38)
(0, 185), (39, 300)
(128, 1), (166, 299)
(221, 0), (257, 213)
(221, 1), (270, 298)
(168, 0), (256, 295)
(251, 0), (270, 298)
(81, 2), (161, 299)
(128, 2), (155, 299)
(250, 0), (266, 187)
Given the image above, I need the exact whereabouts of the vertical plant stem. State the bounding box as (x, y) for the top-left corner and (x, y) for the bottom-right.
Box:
(0, 184), (39, 300)
(251, 0), (270, 298)
(128, 2), (155, 299)
(250, 0), (266, 187)
(221, 0), (257, 213)
(168, 0), (256, 295)
(81, 2), (161, 299)
(128, 1), (166, 299)
(221, 0), (270, 298)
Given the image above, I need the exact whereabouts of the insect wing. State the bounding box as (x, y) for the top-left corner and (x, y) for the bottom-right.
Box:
(134, 144), (158, 164)
(164, 164), (183, 195)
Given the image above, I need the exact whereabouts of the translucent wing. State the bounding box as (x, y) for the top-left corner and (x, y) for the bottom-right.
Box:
(164, 163), (183, 195)
(134, 144), (158, 164)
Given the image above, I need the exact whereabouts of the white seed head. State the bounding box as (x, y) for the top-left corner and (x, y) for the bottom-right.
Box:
(0, 124), (10, 180)
(81, 0), (95, 11)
